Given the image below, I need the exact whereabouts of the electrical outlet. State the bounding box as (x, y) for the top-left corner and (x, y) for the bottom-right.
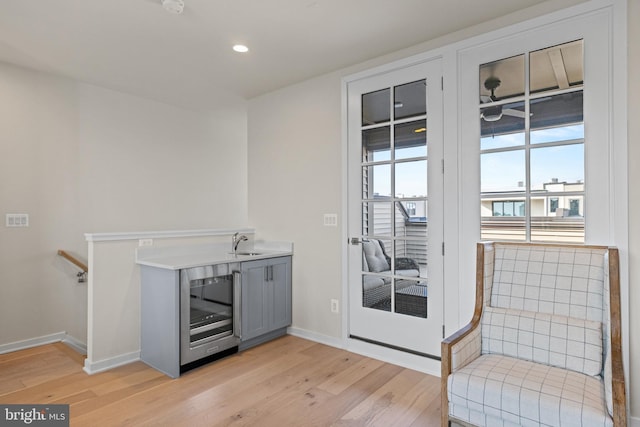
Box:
(331, 299), (339, 313)
(138, 239), (153, 247)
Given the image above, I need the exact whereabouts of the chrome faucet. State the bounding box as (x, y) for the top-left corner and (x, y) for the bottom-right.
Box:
(232, 232), (248, 254)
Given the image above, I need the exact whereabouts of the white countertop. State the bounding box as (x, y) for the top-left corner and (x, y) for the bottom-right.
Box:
(135, 241), (293, 270)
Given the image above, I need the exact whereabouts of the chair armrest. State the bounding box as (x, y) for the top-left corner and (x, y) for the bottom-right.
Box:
(441, 321), (482, 427)
(442, 322), (482, 373)
(607, 248), (627, 427)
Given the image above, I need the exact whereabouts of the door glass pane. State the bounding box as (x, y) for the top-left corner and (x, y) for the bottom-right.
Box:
(394, 80), (426, 120)
(531, 124), (584, 144)
(481, 131), (525, 151)
(394, 240), (426, 278)
(396, 201), (427, 239)
(531, 198), (584, 243)
(395, 120), (426, 159)
(363, 164), (391, 197)
(362, 88), (390, 125)
(363, 126), (390, 161)
(362, 237), (392, 312)
(530, 92), (583, 131)
(481, 100), (525, 139)
(362, 202), (392, 236)
(362, 274), (390, 311)
(530, 40), (583, 94)
(395, 160), (427, 197)
(530, 144), (584, 191)
(481, 150), (525, 193)
(479, 55), (525, 103)
(395, 279), (428, 318)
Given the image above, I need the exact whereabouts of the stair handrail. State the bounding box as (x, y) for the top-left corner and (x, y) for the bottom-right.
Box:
(57, 250), (88, 273)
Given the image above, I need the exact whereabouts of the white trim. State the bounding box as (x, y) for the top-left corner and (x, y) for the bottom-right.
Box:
(0, 332), (66, 354)
(340, 78), (349, 345)
(287, 328), (441, 377)
(630, 416), (640, 427)
(287, 327), (344, 349)
(0, 332), (86, 356)
(84, 227), (255, 242)
(83, 351), (140, 375)
(62, 334), (87, 355)
(345, 338), (441, 377)
(610, 0), (630, 413)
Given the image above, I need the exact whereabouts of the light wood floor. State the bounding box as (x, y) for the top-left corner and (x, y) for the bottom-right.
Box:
(0, 336), (441, 426)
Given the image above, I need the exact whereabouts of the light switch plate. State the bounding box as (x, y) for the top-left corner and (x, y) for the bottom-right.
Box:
(6, 213), (29, 227)
(331, 299), (339, 313)
(323, 213), (338, 227)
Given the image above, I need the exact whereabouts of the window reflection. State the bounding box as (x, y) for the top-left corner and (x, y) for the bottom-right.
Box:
(530, 145), (584, 191)
(530, 40), (583, 94)
(395, 120), (426, 159)
(394, 80), (426, 120)
(396, 160), (427, 197)
(481, 150), (525, 193)
(479, 40), (585, 244)
(362, 127), (390, 161)
(530, 92), (583, 131)
(361, 202), (392, 236)
(481, 100), (525, 140)
(362, 88), (390, 125)
(479, 55), (525, 103)
(363, 164), (391, 197)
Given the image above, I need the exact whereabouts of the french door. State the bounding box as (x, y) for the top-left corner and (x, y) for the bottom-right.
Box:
(346, 59), (443, 358)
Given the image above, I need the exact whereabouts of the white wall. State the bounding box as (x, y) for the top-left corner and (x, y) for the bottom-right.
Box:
(248, 72), (343, 340)
(0, 61), (248, 350)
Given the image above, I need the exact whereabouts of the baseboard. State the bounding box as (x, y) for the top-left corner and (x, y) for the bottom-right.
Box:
(62, 334), (87, 355)
(83, 351), (140, 375)
(346, 338), (441, 377)
(286, 326), (345, 349)
(0, 332), (66, 354)
(286, 327), (441, 377)
(631, 415), (640, 427)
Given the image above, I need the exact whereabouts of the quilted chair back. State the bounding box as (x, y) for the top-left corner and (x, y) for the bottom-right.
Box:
(481, 243), (616, 411)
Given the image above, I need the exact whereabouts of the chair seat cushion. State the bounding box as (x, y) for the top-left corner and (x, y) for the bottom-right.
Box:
(448, 354), (612, 427)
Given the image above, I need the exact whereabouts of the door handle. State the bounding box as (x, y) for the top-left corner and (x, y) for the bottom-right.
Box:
(349, 237), (370, 245)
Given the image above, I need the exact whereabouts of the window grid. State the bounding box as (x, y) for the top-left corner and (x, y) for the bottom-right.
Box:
(480, 43), (585, 244)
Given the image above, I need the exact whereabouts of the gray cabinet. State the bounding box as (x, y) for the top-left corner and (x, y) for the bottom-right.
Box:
(240, 256), (292, 349)
(140, 265), (181, 378)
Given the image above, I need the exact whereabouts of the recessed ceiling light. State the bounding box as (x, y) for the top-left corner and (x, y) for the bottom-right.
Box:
(233, 44), (249, 53)
(161, 0), (184, 14)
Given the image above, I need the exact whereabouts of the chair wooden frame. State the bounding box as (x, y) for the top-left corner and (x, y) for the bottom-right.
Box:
(441, 242), (627, 427)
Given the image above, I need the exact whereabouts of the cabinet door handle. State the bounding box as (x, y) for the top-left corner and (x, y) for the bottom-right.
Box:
(233, 271), (242, 339)
(264, 267), (268, 282)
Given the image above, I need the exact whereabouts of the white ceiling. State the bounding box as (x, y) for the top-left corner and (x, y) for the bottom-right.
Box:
(0, 0), (576, 110)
